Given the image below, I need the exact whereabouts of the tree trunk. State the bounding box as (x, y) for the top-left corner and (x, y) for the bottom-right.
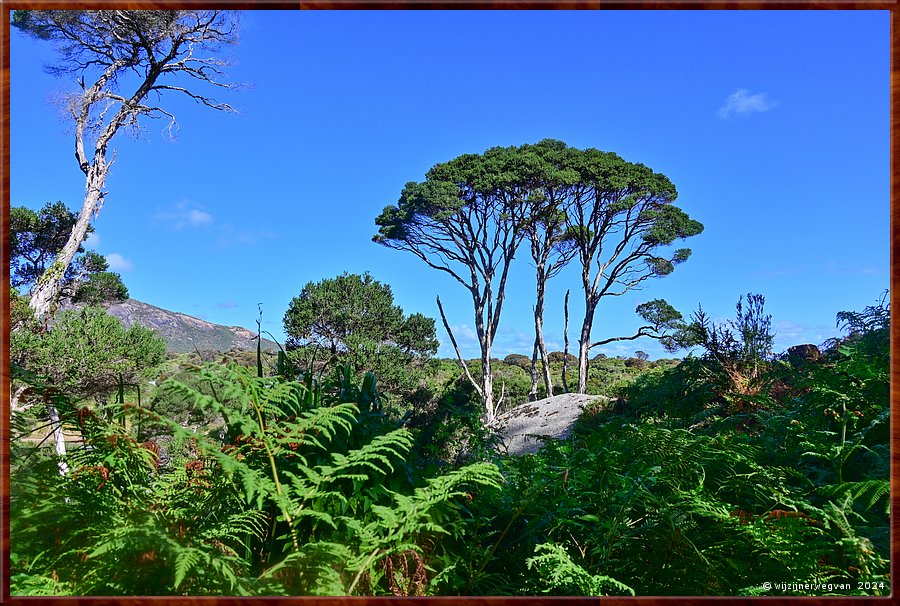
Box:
(529, 296), (554, 401)
(436, 295), (484, 402)
(482, 351), (495, 425)
(472, 287), (497, 425)
(562, 289), (570, 394)
(29, 162), (108, 323)
(577, 297), (596, 394)
(529, 333), (540, 402)
(533, 279), (553, 399)
(537, 318), (553, 398)
(48, 404), (70, 476)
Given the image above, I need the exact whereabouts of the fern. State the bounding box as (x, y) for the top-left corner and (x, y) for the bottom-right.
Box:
(817, 480), (890, 515)
(526, 542), (634, 596)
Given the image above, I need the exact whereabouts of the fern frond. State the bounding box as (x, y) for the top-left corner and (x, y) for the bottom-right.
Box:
(173, 547), (208, 589)
(817, 480), (890, 515)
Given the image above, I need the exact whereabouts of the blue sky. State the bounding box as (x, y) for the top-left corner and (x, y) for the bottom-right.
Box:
(10, 10), (889, 360)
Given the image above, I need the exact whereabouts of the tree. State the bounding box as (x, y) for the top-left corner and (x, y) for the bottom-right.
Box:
(11, 202), (128, 307)
(374, 145), (535, 424)
(283, 272), (439, 392)
(71, 267), (129, 305)
(11, 202), (84, 291)
(520, 140), (579, 401)
(561, 145), (704, 392)
(14, 306), (166, 402)
(13, 10), (240, 322)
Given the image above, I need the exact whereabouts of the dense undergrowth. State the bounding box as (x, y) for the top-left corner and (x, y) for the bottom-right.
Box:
(10, 296), (891, 596)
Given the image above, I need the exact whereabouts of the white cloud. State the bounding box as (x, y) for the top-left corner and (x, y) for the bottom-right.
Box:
(105, 252), (133, 272)
(187, 209), (213, 226)
(717, 89), (777, 119)
(83, 232), (100, 249)
(155, 201), (214, 230)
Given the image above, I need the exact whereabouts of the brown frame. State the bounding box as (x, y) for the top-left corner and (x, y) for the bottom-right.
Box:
(0, 2), (895, 604)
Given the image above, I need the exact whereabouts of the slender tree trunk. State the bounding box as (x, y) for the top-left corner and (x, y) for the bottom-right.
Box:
(48, 404), (70, 476)
(529, 291), (554, 400)
(562, 289), (570, 393)
(533, 277), (553, 398)
(481, 348), (494, 425)
(577, 296), (596, 394)
(529, 330), (540, 402)
(436, 295), (484, 401)
(473, 286), (497, 426)
(29, 163), (108, 323)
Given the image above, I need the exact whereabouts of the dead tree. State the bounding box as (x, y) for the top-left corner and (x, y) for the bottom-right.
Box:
(14, 10), (241, 323)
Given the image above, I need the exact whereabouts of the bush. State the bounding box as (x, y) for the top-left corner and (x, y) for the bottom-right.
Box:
(12, 305), (166, 405)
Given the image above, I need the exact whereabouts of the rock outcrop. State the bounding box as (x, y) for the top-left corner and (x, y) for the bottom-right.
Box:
(787, 343), (821, 364)
(492, 393), (609, 456)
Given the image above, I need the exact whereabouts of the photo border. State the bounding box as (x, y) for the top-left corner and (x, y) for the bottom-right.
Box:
(1, 1), (895, 604)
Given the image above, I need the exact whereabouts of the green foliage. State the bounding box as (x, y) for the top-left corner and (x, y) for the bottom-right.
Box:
(72, 270), (129, 305)
(10, 202), (127, 303)
(12, 306), (166, 404)
(677, 293), (774, 371)
(526, 542), (634, 596)
(9, 293), (890, 596)
(284, 272), (438, 396)
(10, 202), (84, 291)
(10, 287), (38, 331)
(664, 293), (776, 411)
(11, 362), (502, 596)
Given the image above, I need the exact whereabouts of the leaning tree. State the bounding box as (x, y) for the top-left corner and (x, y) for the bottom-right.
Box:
(13, 10), (241, 322)
(373, 145), (538, 424)
(562, 147), (704, 393)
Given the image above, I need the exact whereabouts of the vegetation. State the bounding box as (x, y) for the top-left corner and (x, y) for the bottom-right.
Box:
(11, 364), (501, 595)
(374, 143), (533, 423)
(11, 290), (889, 596)
(9, 24), (888, 592)
(13, 10), (241, 322)
(11, 202), (128, 306)
(448, 294), (889, 596)
(283, 272), (439, 397)
(374, 140), (702, 423)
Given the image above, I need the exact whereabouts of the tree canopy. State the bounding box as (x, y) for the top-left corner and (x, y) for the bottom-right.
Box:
(374, 139), (703, 415)
(374, 143), (542, 423)
(11, 202), (128, 306)
(12, 305), (166, 404)
(543, 141), (703, 392)
(283, 272), (439, 392)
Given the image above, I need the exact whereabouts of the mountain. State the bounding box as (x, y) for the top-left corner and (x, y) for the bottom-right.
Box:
(60, 298), (280, 354)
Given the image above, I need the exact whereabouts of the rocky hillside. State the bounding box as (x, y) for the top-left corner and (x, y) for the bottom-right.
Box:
(60, 298), (279, 354)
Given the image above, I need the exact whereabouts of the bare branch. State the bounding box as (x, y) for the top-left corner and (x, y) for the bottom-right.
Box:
(589, 326), (657, 349)
(149, 84), (235, 111)
(436, 295), (483, 400)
